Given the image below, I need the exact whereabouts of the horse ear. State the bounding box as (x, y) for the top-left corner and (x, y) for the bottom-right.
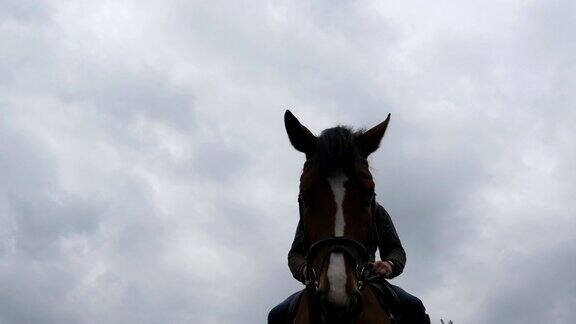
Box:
(356, 113), (391, 157)
(284, 110), (317, 154)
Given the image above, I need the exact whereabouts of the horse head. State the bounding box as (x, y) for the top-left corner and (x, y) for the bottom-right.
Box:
(284, 110), (390, 321)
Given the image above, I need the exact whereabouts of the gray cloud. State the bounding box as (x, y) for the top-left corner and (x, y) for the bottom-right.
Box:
(0, 0), (574, 323)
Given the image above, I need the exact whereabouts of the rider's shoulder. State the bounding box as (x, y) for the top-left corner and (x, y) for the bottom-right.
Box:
(374, 202), (392, 218)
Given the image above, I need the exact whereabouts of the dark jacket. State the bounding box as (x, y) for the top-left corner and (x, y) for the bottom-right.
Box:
(288, 203), (406, 284)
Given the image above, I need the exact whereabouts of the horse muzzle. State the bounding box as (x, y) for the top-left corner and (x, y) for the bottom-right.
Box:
(318, 289), (364, 321)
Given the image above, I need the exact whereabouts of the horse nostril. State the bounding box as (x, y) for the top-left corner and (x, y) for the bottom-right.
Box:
(349, 294), (358, 309)
(318, 294), (331, 311)
(348, 291), (364, 315)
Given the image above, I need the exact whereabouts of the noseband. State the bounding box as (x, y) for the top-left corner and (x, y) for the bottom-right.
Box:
(305, 236), (371, 291)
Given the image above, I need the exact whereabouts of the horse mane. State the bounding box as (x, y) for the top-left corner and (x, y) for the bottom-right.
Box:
(315, 126), (364, 176)
(300, 126), (375, 192)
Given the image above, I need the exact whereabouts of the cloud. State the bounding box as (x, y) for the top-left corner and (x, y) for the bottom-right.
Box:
(0, 0), (574, 323)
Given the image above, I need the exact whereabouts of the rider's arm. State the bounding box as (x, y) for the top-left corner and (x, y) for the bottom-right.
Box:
(375, 203), (407, 278)
(288, 220), (308, 284)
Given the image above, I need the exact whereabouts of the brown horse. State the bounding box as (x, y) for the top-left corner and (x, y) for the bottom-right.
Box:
(285, 110), (393, 324)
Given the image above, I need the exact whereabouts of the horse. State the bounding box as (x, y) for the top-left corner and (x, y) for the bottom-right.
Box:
(284, 110), (393, 324)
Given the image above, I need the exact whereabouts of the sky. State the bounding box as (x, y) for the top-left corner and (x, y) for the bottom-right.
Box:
(0, 0), (575, 323)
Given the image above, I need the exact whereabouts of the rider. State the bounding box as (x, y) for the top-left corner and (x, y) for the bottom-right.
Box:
(268, 201), (431, 323)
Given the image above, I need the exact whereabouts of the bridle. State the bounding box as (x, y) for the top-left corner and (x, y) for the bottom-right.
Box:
(298, 192), (377, 292)
(298, 158), (379, 298)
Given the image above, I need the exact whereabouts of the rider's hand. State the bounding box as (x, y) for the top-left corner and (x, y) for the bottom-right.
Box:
(371, 260), (394, 278)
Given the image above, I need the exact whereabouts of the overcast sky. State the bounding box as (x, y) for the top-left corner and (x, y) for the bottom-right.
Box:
(1, 0), (575, 323)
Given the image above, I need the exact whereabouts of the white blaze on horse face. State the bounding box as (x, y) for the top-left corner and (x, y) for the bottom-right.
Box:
(326, 172), (348, 306)
(327, 252), (347, 306)
(327, 172), (347, 236)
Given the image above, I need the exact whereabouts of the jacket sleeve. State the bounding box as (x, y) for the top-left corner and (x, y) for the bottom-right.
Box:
(375, 203), (407, 278)
(288, 220), (308, 284)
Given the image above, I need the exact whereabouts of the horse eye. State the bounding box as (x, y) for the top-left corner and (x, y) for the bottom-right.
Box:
(363, 193), (375, 207)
